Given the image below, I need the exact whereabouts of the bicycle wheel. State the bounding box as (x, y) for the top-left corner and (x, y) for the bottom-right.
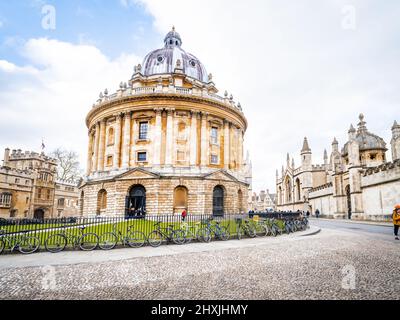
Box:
(247, 227), (257, 238)
(127, 231), (146, 248)
(45, 234), (67, 253)
(184, 230), (195, 244)
(270, 226), (277, 237)
(172, 230), (185, 245)
(262, 225), (270, 237)
(220, 226), (230, 241)
(19, 236), (40, 254)
(79, 233), (99, 251)
(197, 228), (211, 243)
(147, 231), (163, 247)
(98, 232), (117, 250)
(0, 239), (5, 254)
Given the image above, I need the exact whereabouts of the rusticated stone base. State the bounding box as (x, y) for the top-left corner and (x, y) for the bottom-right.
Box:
(80, 169), (249, 216)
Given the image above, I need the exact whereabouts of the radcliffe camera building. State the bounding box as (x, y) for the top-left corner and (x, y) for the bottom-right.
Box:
(80, 28), (252, 217)
(276, 114), (400, 221)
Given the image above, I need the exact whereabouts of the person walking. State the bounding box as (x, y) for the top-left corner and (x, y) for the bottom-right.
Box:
(315, 209), (320, 218)
(181, 209), (187, 222)
(393, 204), (400, 240)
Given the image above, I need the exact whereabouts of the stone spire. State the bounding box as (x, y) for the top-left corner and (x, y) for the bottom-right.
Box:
(391, 120), (400, 161)
(301, 137), (311, 154)
(291, 158), (295, 169)
(348, 124), (356, 140)
(324, 149), (328, 160)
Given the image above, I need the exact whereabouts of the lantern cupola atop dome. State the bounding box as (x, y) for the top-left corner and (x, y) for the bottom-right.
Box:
(164, 26), (182, 48)
(141, 27), (209, 83)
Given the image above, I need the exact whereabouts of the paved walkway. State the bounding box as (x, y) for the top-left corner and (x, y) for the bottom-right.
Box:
(1, 223), (399, 300)
(310, 217), (392, 227)
(0, 226), (320, 269)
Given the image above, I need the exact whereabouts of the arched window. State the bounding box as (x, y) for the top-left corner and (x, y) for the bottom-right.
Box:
(177, 122), (186, 140)
(97, 189), (107, 216)
(295, 178), (301, 202)
(108, 127), (115, 145)
(285, 177), (292, 203)
(213, 185), (224, 217)
(174, 186), (188, 214)
(126, 185), (146, 217)
(107, 128), (114, 146)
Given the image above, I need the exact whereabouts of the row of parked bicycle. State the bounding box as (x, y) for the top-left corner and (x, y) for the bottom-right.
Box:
(0, 216), (309, 255)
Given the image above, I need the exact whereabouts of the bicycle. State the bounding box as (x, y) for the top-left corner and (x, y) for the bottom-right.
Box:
(201, 218), (230, 242)
(253, 218), (270, 237)
(265, 218), (283, 237)
(147, 221), (185, 247)
(98, 223), (146, 250)
(44, 225), (99, 253)
(180, 221), (210, 243)
(0, 229), (40, 254)
(237, 219), (257, 240)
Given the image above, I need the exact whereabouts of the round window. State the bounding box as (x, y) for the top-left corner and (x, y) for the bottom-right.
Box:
(157, 55), (164, 63)
(189, 60), (196, 67)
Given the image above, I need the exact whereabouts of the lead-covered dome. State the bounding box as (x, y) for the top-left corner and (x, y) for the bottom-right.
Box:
(342, 114), (387, 156)
(141, 27), (208, 83)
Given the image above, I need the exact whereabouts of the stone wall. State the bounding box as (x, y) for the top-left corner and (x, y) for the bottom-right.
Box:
(81, 175), (248, 217)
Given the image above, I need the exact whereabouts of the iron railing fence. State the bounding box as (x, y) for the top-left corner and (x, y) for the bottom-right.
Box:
(0, 212), (302, 254)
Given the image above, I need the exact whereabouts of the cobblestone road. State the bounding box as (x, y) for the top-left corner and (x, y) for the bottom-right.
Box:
(1, 226), (399, 300)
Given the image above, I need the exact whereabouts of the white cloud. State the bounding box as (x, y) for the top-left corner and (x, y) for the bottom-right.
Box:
(0, 38), (140, 169)
(1, 1), (400, 194)
(138, 0), (400, 192)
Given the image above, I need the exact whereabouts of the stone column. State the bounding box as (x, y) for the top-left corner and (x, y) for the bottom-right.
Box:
(113, 113), (123, 170)
(122, 112), (132, 168)
(230, 124), (235, 169)
(86, 129), (94, 175)
(97, 119), (106, 172)
(189, 110), (199, 166)
(223, 120), (230, 170)
(92, 122), (100, 173)
(165, 108), (175, 166)
(238, 129), (243, 170)
(200, 112), (209, 166)
(153, 108), (163, 166)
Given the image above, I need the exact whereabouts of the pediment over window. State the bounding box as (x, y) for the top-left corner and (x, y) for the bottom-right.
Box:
(115, 168), (160, 180)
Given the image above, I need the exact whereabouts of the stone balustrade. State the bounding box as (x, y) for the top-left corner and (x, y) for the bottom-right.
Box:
(93, 85), (243, 113)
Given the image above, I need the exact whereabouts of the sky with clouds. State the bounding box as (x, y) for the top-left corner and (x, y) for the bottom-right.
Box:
(0, 0), (399, 193)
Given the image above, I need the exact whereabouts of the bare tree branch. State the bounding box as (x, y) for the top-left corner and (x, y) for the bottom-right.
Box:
(50, 148), (83, 182)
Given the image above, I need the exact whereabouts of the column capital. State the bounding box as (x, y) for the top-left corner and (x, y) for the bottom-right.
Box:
(166, 107), (175, 115)
(123, 111), (133, 119)
(113, 112), (124, 120)
(223, 119), (231, 127)
(154, 107), (164, 115)
(201, 111), (209, 120)
(190, 109), (200, 116)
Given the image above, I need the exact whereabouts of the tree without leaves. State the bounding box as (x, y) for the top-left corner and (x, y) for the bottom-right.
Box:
(50, 148), (83, 182)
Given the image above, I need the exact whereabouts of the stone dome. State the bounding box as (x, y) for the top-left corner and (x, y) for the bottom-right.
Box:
(342, 114), (387, 155)
(141, 27), (208, 83)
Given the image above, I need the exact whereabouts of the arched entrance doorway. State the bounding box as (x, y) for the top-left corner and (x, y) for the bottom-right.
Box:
(345, 185), (352, 219)
(213, 186), (224, 217)
(34, 208), (45, 220)
(126, 185), (146, 218)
